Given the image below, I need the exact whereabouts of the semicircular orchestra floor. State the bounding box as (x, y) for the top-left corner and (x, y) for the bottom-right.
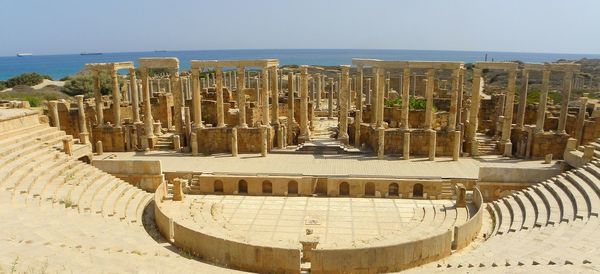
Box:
(162, 195), (468, 249)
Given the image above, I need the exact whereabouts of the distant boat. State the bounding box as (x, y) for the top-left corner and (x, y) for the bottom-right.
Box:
(16, 53), (33, 57)
(80, 52), (102, 56)
(154, 50), (167, 53)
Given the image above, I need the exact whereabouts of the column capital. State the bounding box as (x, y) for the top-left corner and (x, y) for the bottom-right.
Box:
(300, 66), (308, 74)
(75, 94), (84, 102)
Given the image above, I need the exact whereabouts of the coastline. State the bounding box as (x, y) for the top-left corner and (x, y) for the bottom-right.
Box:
(2, 49), (600, 81)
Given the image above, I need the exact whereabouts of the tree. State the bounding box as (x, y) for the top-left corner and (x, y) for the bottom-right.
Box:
(62, 72), (114, 97)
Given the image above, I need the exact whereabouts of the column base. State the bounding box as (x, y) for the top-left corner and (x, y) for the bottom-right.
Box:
(79, 132), (90, 145)
(147, 136), (158, 150)
(503, 141), (513, 157)
(338, 134), (349, 146)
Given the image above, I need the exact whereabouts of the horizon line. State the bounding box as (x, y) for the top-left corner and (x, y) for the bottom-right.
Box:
(3, 48), (600, 58)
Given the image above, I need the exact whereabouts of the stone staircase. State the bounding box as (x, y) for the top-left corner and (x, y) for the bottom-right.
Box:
(439, 182), (454, 199)
(409, 138), (600, 273)
(154, 133), (174, 150)
(0, 113), (238, 273)
(476, 133), (498, 156)
(295, 139), (361, 154)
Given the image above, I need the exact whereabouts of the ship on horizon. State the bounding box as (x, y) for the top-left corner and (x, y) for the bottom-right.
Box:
(80, 52), (102, 56)
(16, 53), (33, 57)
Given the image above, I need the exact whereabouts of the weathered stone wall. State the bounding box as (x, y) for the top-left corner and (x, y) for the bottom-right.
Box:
(0, 108), (40, 131)
(93, 159), (164, 191)
(151, 93), (173, 129)
(531, 132), (570, 159)
(453, 188), (483, 250)
(310, 229), (453, 273)
(193, 174), (453, 199)
(91, 126), (126, 152)
(195, 126), (273, 154)
(196, 127), (231, 154)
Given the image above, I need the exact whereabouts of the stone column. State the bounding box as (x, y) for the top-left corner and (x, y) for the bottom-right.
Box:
(535, 69), (550, 134)
(371, 68), (379, 128)
(260, 125), (268, 157)
(401, 68), (410, 130)
(336, 73), (341, 110)
(501, 69), (517, 156)
(129, 69), (140, 123)
(310, 76), (315, 102)
(315, 73), (322, 110)
(328, 78), (334, 119)
(171, 71), (183, 133)
(452, 130), (460, 161)
(366, 77), (372, 105)
(191, 69), (203, 128)
(237, 67), (247, 128)
(457, 68), (465, 129)
(403, 132), (410, 160)
(261, 67), (269, 125)
(191, 132), (198, 156)
(385, 77), (390, 99)
(338, 66), (350, 145)
(516, 69), (529, 130)
(287, 72), (296, 143)
(110, 70), (122, 128)
(215, 67), (226, 128)
(270, 67), (279, 125)
(428, 129), (436, 161)
(557, 70), (573, 134)
(75, 95), (89, 144)
(378, 68), (386, 128)
(93, 71), (104, 127)
(299, 66), (311, 142)
(448, 69), (460, 131)
(231, 127), (238, 157)
(575, 97), (588, 145)
(48, 100), (60, 129)
(377, 128), (385, 160)
(354, 66), (364, 147)
(424, 69), (435, 130)
(467, 68), (483, 155)
(141, 70), (155, 140)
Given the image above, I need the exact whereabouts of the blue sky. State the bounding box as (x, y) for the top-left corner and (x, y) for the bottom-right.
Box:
(1, 0), (599, 56)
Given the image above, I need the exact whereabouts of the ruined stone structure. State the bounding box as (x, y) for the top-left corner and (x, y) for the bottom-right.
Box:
(2, 55), (600, 273)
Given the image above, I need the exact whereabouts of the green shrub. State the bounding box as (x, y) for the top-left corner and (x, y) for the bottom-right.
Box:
(527, 89), (562, 104)
(23, 96), (43, 107)
(385, 96), (429, 110)
(62, 72), (114, 97)
(0, 81), (6, 90)
(5, 73), (52, 88)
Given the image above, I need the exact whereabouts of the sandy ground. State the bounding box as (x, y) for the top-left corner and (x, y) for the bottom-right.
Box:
(1, 79), (65, 93)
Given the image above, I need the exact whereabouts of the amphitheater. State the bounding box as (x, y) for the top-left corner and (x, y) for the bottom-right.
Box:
(1, 57), (600, 273)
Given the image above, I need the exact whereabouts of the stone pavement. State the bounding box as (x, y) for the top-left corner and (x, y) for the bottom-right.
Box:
(98, 152), (560, 180)
(163, 195), (459, 249)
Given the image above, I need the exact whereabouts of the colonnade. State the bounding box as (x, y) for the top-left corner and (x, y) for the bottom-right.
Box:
(467, 62), (580, 157)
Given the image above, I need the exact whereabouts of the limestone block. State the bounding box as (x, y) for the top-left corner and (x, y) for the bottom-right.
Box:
(173, 135), (181, 151)
(96, 140), (103, 155)
(191, 132), (198, 156)
(173, 178), (186, 201)
(62, 136), (73, 156)
(544, 154), (553, 164)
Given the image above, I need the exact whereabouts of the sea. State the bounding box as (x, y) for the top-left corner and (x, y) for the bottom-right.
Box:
(1, 49), (600, 81)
